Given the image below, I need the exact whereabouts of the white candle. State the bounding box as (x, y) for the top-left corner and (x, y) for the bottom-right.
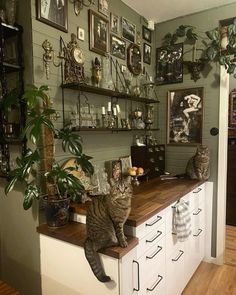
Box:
(116, 104), (120, 114)
(149, 76), (153, 82)
(102, 106), (106, 115)
(108, 102), (111, 112)
(113, 107), (117, 116)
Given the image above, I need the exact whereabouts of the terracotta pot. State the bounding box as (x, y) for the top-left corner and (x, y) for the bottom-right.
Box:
(44, 197), (70, 228)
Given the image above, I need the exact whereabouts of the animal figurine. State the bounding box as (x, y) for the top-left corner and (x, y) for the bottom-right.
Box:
(84, 176), (133, 282)
(186, 145), (210, 180)
(91, 57), (102, 87)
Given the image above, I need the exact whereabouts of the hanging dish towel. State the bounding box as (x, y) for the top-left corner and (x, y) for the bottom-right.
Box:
(173, 199), (191, 242)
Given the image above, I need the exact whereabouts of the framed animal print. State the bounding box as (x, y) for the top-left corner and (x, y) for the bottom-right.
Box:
(142, 26), (152, 43)
(37, 0), (68, 32)
(121, 17), (136, 43)
(167, 87), (203, 145)
(110, 35), (126, 60)
(89, 9), (109, 56)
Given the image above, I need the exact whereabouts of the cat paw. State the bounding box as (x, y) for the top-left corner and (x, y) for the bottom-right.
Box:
(120, 240), (128, 247)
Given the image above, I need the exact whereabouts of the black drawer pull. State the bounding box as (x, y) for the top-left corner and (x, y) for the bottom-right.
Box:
(147, 275), (163, 292)
(146, 216), (162, 227)
(193, 208), (202, 215)
(172, 250), (184, 262)
(146, 231), (162, 243)
(193, 187), (202, 193)
(193, 228), (203, 237)
(133, 260), (140, 291)
(146, 246), (162, 259)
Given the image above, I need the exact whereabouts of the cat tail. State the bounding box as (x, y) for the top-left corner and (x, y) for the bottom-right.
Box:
(84, 238), (111, 283)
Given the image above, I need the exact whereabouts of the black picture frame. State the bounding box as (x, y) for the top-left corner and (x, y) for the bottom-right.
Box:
(89, 9), (109, 56)
(142, 26), (152, 43)
(121, 17), (136, 43)
(167, 87), (204, 145)
(110, 34), (126, 60)
(36, 0), (68, 32)
(143, 43), (151, 65)
(156, 43), (183, 85)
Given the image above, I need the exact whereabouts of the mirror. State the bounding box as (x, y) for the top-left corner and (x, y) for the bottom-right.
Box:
(127, 43), (142, 76)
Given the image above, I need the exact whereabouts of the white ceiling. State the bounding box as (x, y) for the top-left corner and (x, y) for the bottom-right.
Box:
(122, 0), (236, 23)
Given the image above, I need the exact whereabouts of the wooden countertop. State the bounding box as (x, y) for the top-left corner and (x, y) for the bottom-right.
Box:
(71, 177), (204, 227)
(37, 222), (138, 259)
(37, 177), (204, 259)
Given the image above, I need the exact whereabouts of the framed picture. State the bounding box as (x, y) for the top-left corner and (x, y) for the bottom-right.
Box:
(143, 43), (151, 65)
(36, 0), (68, 32)
(110, 12), (119, 34)
(119, 156), (132, 174)
(142, 26), (152, 43)
(77, 27), (85, 41)
(121, 17), (136, 43)
(98, 0), (109, 17)
(111, 160), (122, 181)
(167, 87), (204, 145)
(111, 35), (126, 60)
(89, 9), (109, 56)
(156, 43), (183, 85)
(229, 89), (236, 126)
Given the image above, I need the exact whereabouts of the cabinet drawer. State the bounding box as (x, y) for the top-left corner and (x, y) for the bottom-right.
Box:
(139, 237), (165, 286)
(143, 271), (166, 295)
(189, 184), (205, 211)
(137, 223), (165, 259)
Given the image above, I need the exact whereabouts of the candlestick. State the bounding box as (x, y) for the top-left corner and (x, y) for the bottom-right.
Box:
(102, 106), (106, 115)
(113, 107), (117, 116)
(116, 104), (120, 114)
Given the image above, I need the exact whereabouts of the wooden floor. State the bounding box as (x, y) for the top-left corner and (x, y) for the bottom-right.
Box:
(183, 262), (236, 294)
(225, 225), (236, 266)
(183, 225), (236, 294)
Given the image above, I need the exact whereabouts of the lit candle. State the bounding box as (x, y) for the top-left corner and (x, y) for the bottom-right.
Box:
(108, 102), (111, 112)
(116, 104), (120, 114)
(113, 107), (117, 116)
(102, 106), (106, 115)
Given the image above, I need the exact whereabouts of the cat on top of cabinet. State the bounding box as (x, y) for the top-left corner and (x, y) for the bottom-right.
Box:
(84, 176), (133, 282)
(186, 145), (210, 181)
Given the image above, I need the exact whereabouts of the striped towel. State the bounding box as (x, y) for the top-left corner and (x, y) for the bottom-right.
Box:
(173, 199), (191, 242)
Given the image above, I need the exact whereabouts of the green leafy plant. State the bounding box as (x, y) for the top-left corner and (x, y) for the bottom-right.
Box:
(5, 85), (94, 210)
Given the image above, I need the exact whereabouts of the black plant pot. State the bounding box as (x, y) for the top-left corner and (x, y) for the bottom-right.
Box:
(44, 197), (70, 228)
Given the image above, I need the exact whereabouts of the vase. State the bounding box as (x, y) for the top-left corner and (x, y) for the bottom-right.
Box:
(6, 0), (17, 26)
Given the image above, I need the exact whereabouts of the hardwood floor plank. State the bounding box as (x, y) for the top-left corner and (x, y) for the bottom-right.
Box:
(225, 225), (236, 266)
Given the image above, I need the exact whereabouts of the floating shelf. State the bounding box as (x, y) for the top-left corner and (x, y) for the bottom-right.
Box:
(69, 127), (160, 132)
(61, 83), (159, 104)
(2, 62), (23, 73)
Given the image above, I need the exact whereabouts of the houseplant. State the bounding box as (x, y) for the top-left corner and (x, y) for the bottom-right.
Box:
(4, 85), (94, 227)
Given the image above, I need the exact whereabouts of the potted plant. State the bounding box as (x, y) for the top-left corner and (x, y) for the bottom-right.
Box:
(5, 85), (94, 227)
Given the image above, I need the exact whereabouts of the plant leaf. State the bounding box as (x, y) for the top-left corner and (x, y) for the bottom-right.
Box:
(23, 184), (40, 210)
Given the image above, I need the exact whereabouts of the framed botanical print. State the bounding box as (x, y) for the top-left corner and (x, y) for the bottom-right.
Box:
(36, 0), (68, 32)
(89, 9), (109, 56)
(121, 17), (136, 43)
(111, 35), (126, 60)
(143, 43), (151, 65)
(142, 26), (152, 43)
(156, 43), (183, 85)
(167, 87), (203, 145)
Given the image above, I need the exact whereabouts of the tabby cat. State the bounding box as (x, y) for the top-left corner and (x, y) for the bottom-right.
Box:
(84, 176), (133, 283)
(186, 145), (210, 180)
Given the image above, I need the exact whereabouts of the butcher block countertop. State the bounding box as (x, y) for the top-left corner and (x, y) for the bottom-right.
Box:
(71, 177), (204, 227)
(37, 178), (204, 259)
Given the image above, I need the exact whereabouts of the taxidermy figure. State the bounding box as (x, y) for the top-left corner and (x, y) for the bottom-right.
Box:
(186, 145), (210, 180)
(84, 176), (133, 282)
(91, 57), (102, 87)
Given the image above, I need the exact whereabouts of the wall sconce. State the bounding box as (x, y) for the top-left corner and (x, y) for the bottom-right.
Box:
(183, 42), (207, 82)
(42, 39), (62, 80)
(72, 0), (95, 16)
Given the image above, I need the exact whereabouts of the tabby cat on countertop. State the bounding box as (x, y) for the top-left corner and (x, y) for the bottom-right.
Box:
(186, 145), (210, 181)
(84, 176), (133, 283)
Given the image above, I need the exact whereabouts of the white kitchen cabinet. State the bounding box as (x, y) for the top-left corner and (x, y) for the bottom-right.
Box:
(39, 181), (212, 295)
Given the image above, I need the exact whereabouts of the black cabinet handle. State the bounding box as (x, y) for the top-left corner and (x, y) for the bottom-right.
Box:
(146, 246), (162, 259)
(146, 216), (162, 227)
(147, 275), (163, 292)
(146, 231), (162, 243)
(133, 260), (140, 291)
(172, 250), (184, 262)
(193, 187), (202, 193)
(193, 228), (203, 237)
(193, 208), (202, 215)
